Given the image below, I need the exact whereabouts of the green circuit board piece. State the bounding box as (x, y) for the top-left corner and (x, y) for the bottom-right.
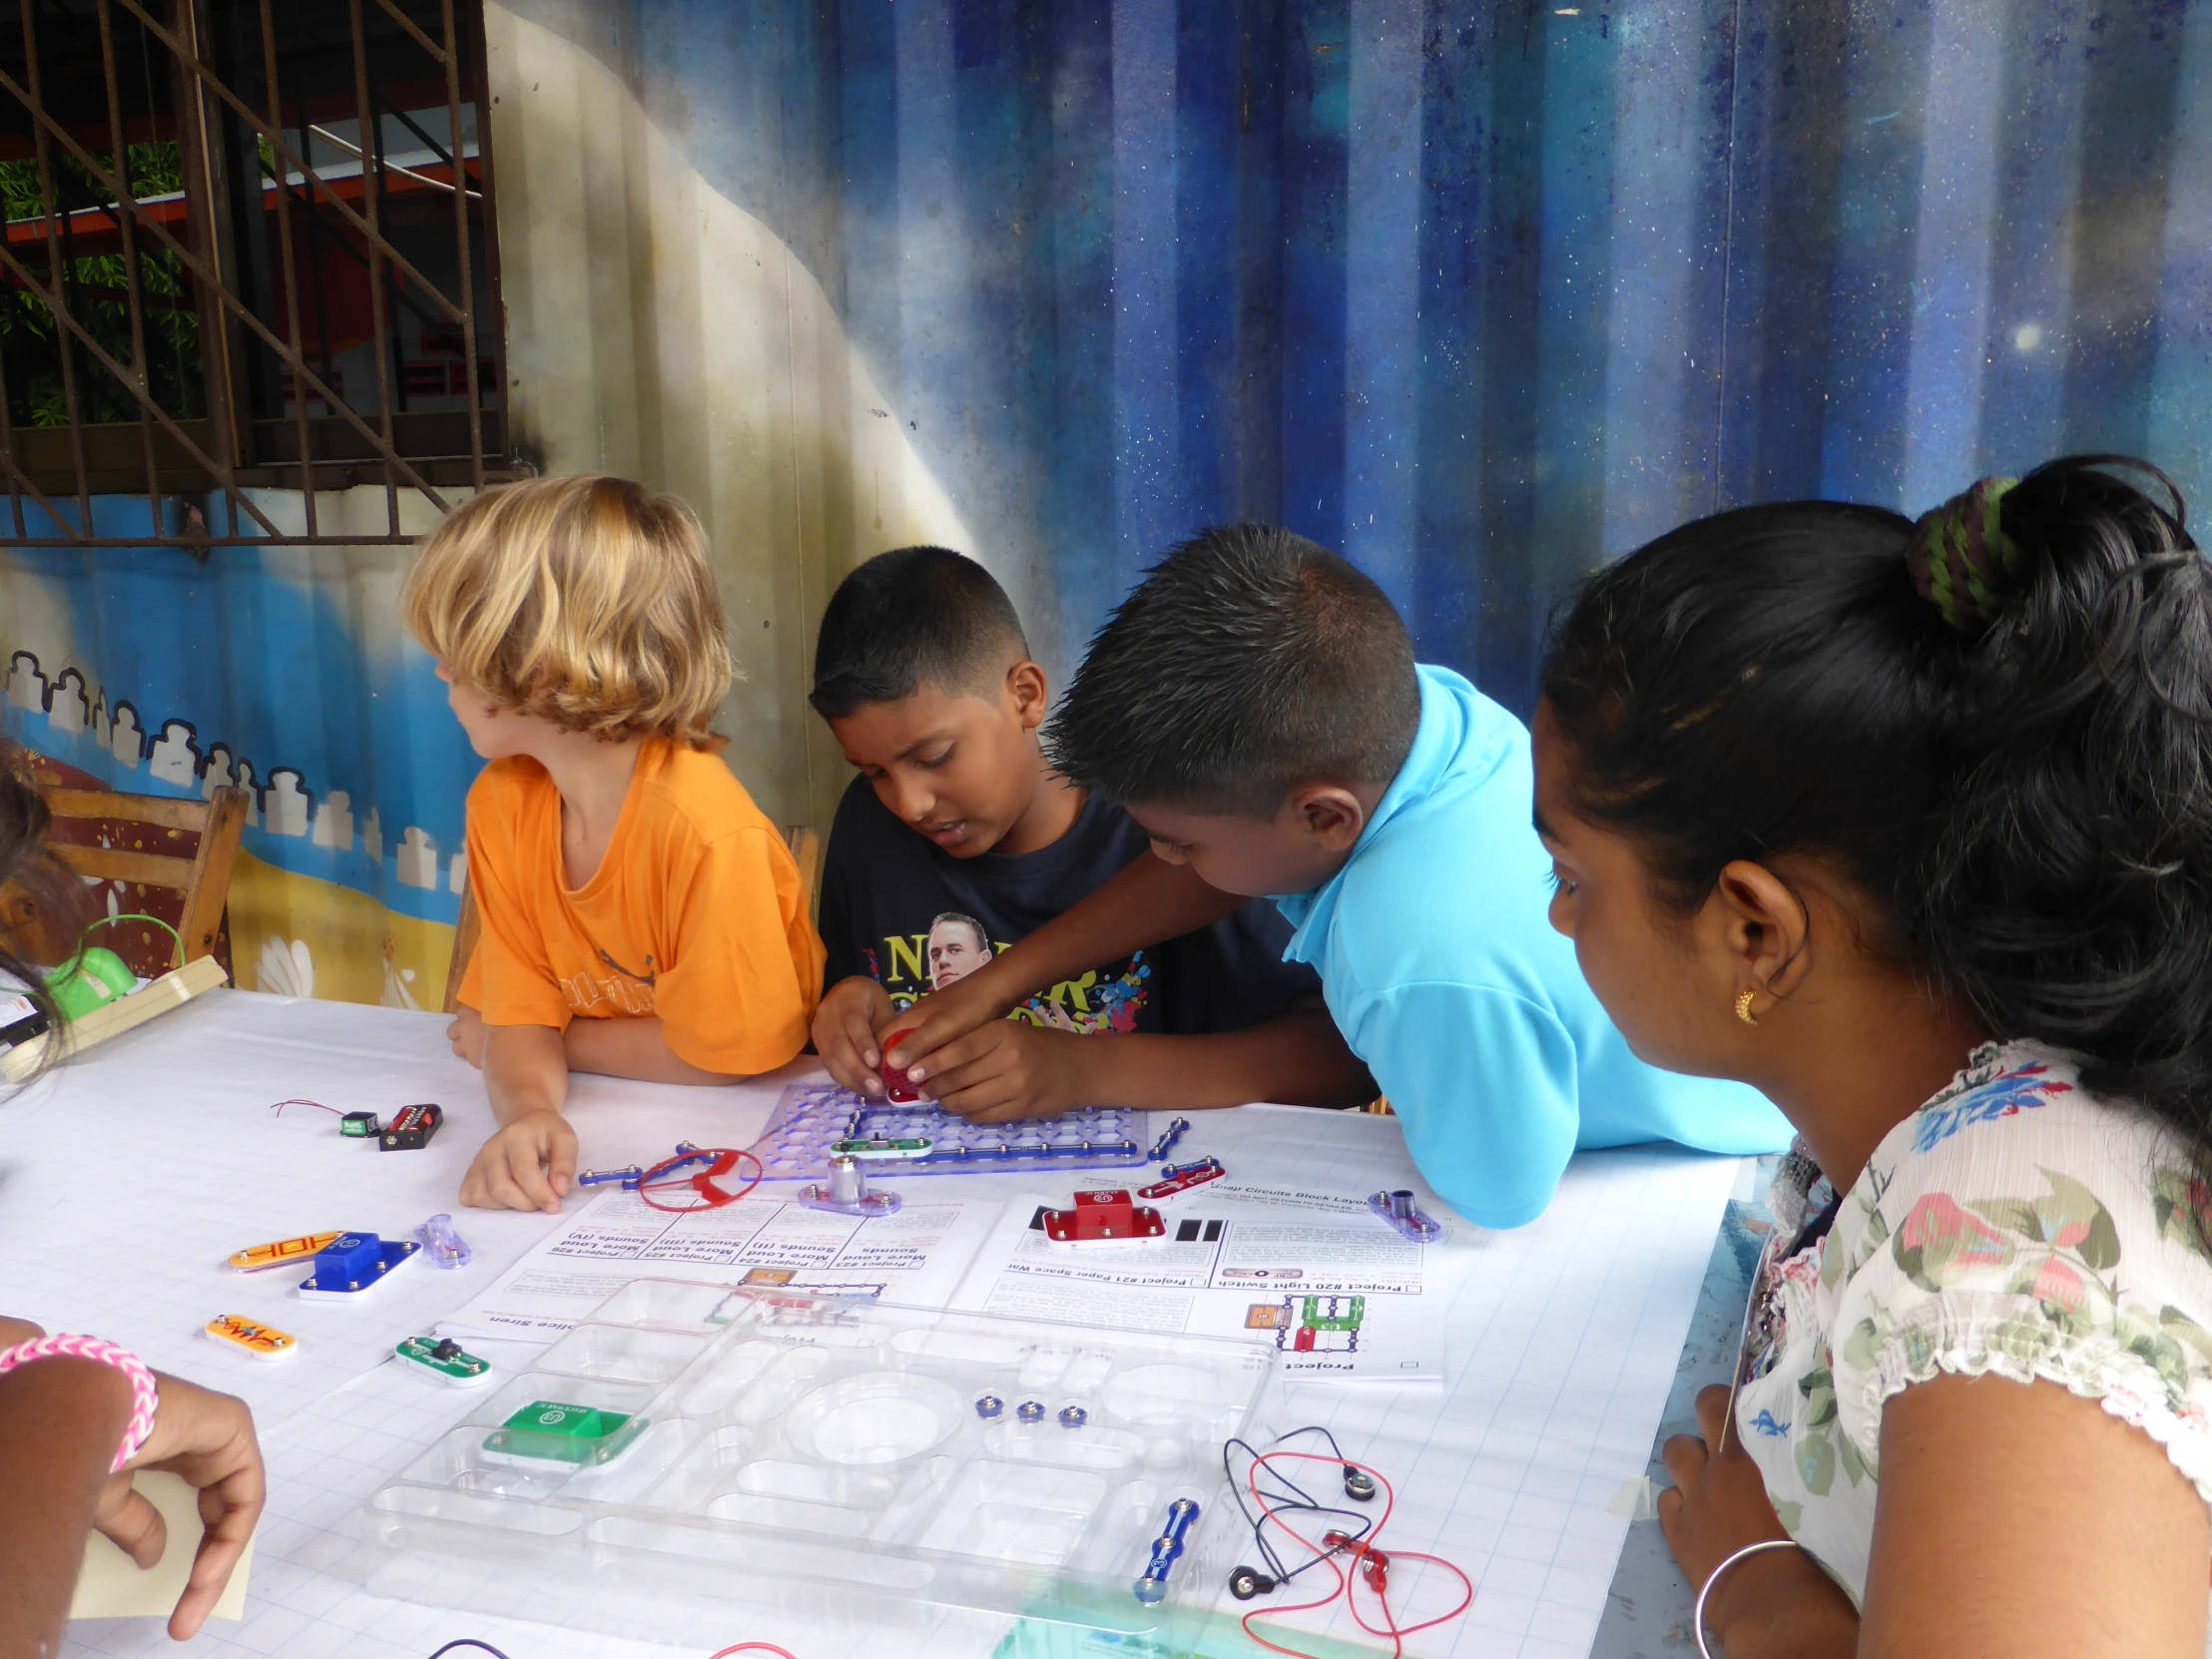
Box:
(485, 1399), (639, 1463)
(395, 1334), (490, 1382)
(831, 1135), (934, 1159)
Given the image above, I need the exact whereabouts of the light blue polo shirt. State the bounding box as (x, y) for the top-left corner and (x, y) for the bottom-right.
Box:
(1277, 665), (1791, 1229)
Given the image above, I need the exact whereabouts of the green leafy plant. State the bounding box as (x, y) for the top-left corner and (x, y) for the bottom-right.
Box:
(0, 140), (204, 426)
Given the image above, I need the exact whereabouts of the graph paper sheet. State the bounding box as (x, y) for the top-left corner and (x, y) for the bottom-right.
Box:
(16, 992), (1739, 1659)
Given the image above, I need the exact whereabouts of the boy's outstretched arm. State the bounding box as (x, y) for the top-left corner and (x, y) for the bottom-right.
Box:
(883, 854), (1246, 1071)
(463, 1022), (578, 1214)
(917, 1000), (1376, 1119)
(448, 1006), (743, 1086)
(563, 1016), (747, 1085)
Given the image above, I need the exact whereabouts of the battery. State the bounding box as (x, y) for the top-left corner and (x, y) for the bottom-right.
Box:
(339, 1111), (380, 1137)
(378, 1102), (443, 1151)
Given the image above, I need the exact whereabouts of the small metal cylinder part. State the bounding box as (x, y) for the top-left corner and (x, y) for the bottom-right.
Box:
(1385, 1189), (1416, 1220)
(828, 1154), (865, 1206)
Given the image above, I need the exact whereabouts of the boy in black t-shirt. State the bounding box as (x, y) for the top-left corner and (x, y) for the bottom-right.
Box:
(810, 547), (1374, 1120)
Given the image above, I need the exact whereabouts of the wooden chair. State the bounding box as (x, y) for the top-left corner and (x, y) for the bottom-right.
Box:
(440, 824), (823, 1015)
(33, 786), (249, 975)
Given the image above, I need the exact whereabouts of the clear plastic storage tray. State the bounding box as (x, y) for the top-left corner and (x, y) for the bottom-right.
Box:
(364, 1283), (1281, 1638)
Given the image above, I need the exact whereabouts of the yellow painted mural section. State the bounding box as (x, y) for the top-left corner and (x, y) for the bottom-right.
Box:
(227, 848), (456, 1014)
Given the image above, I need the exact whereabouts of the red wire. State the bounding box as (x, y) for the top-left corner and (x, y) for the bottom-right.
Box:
(270, 1098), (343, 1117)
(1238, 1449), (1474, 1659)
(636, 1146), (765, 1213)
(705, 1645), (798, 1659)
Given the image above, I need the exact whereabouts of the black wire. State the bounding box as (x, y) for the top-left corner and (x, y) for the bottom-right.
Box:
(428, 1643), (513, 1659)
(1223, 1426), (1378, 1586)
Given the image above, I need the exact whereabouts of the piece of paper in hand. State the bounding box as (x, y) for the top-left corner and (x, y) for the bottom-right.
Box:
(69, 1469), (254, 1622)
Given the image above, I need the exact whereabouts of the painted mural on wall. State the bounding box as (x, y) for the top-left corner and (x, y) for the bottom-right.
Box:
(6, 0), (2210, 1011)
(522, 0), (2212, 710)
(0, 489), (473, 1008)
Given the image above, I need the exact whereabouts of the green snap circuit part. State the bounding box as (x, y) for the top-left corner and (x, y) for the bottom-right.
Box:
(395, 1335), (492, 1385)
(486, 1399), (639, 1463)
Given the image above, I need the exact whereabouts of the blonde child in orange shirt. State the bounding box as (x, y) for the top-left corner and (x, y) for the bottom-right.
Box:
(401, 475), (824, 1213)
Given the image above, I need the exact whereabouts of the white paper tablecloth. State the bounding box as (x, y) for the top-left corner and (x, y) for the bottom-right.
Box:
(4, 989), (1738, 1659)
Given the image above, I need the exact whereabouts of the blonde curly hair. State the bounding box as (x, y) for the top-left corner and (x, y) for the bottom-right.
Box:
(400, 474), (735, 749)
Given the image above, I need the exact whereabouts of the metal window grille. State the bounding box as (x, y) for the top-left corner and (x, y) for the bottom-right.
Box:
(0, 0), (510, 549)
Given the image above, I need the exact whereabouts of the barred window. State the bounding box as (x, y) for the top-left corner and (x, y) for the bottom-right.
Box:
(0, 0), (509, 547)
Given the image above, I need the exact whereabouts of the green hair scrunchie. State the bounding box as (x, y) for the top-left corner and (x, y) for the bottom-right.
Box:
(1906, 475), (2024, 633)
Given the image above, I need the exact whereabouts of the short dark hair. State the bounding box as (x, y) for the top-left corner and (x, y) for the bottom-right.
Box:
(1543, 454), (2212, 1154)
(811, 547), (1029, 719)
(1045, 524), (1419, 814)
(928, 911), (990, 952)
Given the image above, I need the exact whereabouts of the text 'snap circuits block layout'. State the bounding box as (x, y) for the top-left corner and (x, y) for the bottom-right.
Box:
(751, 1081), (1153, 1182)
(363, 1284), (1282, 1642)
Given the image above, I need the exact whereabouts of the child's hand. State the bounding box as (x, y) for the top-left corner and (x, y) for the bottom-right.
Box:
(447, 1005), (487, 1068)
(94, 1371), (264, 1641)
(913, 1020), (1089, 1122)
(814, 977), (894, 1096)
(881, 970), (1014, 1077)
(460, 1111), (577, 1213)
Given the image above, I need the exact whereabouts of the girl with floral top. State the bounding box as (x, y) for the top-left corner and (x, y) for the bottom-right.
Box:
(1534, 455), (2212, 1657)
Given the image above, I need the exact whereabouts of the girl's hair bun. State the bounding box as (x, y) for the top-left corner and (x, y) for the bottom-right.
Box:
(1906, 475), (2023, 633)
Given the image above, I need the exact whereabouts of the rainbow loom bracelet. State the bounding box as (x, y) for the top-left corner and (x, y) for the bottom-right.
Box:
(0, 1334), (160, 1471)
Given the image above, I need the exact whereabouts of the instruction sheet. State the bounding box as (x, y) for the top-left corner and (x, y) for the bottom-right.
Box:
(948, 1184), (1459, 1379)
(437, 1187), (1001, 1341)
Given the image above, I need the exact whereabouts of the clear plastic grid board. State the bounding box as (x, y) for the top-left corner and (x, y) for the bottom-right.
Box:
(363, 1283), (1282, 1639)
(751, 1080), (1152, 1181)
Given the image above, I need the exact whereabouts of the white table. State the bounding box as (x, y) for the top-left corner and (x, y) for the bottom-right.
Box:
(5, 990), (1739, 1659)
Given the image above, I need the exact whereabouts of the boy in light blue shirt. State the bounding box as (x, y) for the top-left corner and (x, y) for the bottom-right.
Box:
(885, 525), (1789, 1228)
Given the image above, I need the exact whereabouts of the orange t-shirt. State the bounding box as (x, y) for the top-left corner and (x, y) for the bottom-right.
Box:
(458, 739), (825, 1075)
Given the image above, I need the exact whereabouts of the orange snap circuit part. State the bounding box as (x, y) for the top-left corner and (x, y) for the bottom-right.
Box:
(204, 1313), (300, 1361)
(1040, 1189), (1166, 1243)
(228, 1231), (343, 1272)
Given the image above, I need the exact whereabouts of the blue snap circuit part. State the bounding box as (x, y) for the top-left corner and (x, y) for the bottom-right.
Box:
(576, 1165), (644, 1190)
(1133, 1498), (1201, 1604)
(1146, 1116), (1192, 1161)
(1015, 1398), (1045, 1423)
(974, 1393), (1004, 1419)
(297, 1231), (418, 1298)
(1058, 1404), (1088, 1428)
(317, 1232), (379, 1283)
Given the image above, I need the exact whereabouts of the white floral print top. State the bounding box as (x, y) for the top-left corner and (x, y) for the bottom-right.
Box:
(1737, 1040), (2212, 1607)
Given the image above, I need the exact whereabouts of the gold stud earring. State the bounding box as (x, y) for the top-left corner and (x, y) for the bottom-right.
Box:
(1735, 989), (1759, 1026)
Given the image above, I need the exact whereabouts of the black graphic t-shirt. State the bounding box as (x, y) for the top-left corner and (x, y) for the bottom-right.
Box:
(818, 776), (1321, 1035)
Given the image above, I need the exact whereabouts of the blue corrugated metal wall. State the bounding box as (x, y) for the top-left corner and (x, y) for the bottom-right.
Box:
(590, 0), (2212, 711)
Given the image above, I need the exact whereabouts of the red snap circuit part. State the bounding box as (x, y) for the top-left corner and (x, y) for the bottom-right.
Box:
(879, 1026), (922, 1102)
(1137, 1157), (1226, 1199)
(1041, 1188), (1166, 1243)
